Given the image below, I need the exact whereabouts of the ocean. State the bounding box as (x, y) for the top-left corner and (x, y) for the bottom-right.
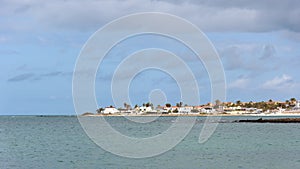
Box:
(1, 116), (299, 169)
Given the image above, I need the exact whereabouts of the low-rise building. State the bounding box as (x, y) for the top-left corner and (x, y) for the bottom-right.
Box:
(294, 100), (300, 109)
(163, 106), (172, 113)
(201, 106), (215, 113)
(193, 106), (203, 111)
(224, 106), (262, 114)
(179, 106), (193, 114)
(138, 106), (153, 113)
(103, 107), (120, 114)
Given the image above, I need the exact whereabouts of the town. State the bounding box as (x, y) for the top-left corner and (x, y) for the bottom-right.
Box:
(83, 98), (300, 116)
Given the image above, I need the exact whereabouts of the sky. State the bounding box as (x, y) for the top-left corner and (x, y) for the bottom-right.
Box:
(1, 0), (300, 115)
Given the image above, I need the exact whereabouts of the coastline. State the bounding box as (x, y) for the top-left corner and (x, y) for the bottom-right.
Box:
(81, 113), (300, 117)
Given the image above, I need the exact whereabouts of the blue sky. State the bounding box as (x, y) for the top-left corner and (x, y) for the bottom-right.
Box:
(1, 0), (300, 115)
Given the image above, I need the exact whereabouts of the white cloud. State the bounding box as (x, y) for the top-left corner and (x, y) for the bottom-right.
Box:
(228, 78), (250, 89)
(261, 74), (295, 90)
(219, 43), (276, 74)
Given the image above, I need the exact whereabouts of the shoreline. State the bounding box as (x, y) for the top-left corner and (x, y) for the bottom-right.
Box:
(82, 113), (300, 117)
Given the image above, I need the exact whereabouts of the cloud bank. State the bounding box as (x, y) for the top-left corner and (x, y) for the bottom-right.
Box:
(1, 0), (300, 33)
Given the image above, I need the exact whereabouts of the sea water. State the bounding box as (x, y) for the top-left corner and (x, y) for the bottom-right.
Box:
(0, 116), (299, 169)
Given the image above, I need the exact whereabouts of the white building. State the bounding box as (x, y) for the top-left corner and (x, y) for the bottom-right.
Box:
(178, 106), (193, 114)
(163, 107), (171, 112)
(294, 100), (300, 109)
(201, 106), (215, 113)
(138, 106), (153, 113)
(103, 107), (120, 114)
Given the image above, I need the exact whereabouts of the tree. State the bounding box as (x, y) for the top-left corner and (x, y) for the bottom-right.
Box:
(280, 102), (286, 109)
(290, 98), (296, 104)
(244, 102), (251, 108)
(215, 99), (221, 106)
(214, 99), (222, 109)
(124, 102), (131, 110)
(285, 100), (290, 107)
(173, 108), (179, 113)
(150, 103), (154, 109)
(165, 103), (171, 107)
(289, 98), (297, 107)
(236, 100), (241, 106)
(82, 112), (94, 116)
(96, 108), (104, 114)
(145, 102), (151, 107)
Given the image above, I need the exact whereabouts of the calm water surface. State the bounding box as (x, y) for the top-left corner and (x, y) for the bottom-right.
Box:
(0, 116), (299, 169)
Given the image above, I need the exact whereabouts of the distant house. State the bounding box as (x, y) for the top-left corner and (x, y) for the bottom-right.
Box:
(201, 106), (215, 113)
(188, 106), (202, 114)
(103, 107), (120, 114)
(193, 106), (203, 111)
(294, 100), (300, 110)
(178, 106), (193, 114)
(163, 106), (172, 113)
(155, 106), (166, 113)
(138, 106), (153, 113)
(223, 106), (244, 114)
(118, 108), (132, 114)
(223, 106), (262, 114)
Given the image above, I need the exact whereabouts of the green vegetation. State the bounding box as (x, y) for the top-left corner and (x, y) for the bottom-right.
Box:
(224, 98), (299, 111)
(82, 112), (94, 116)
(165, 103), (171, 107)
(96, 108), (104, 114)
(172, 108), (179, 113)
(176, 102), (183, 107)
